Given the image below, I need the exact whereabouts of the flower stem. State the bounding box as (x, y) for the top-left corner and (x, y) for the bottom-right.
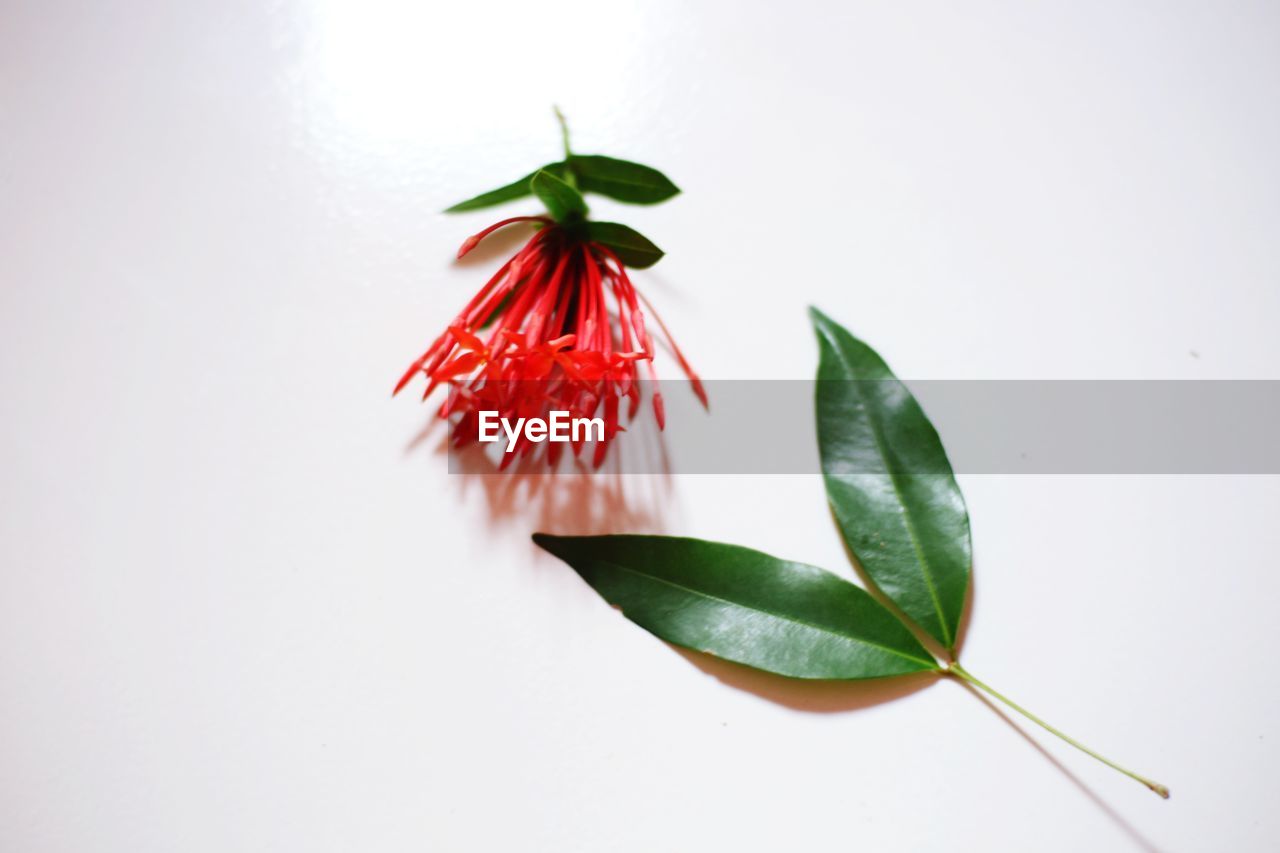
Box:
(554, 105), (572, 159)
(948, 663), (1169, 799)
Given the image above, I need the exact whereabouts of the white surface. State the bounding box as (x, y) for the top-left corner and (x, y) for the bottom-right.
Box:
(3, 1), (1278, 851)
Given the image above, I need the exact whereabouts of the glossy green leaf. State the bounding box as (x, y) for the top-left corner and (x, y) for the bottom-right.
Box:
(531, 169), (588, 222)
(811, 307), (971, 653)
(584, 221), (665, 269)
(533, 533), (939, 679)
(444, 163), (561, 213)
(443, 155), (677, 211)
(569, 155), (680, 204)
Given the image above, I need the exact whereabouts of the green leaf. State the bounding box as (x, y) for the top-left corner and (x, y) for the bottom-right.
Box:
(533, 533), (939, 679)
(531, 169), (588, 222)
(569, 155), (680, 204)
(444, 164), (559, 213)
(443, 155), (677, 211)
(811, 307), (972, 653)
(584, 222), (665, 269)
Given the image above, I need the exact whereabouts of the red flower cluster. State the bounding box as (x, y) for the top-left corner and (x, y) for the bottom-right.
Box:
(395, 216), (706, 467)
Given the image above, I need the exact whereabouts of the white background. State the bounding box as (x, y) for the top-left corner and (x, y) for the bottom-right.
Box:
(3, 1), (1278, 850)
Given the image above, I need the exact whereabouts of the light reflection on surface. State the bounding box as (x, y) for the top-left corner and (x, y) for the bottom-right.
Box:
(302, 0), (655, 168)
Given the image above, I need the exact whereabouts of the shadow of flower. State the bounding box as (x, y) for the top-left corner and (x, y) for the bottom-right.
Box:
(408, 412), (677, 537)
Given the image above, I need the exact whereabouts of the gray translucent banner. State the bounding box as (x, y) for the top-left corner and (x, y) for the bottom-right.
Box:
(444, 380), (1280, 474)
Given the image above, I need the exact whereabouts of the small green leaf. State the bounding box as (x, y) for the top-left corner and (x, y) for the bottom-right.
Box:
(569, 155), (680, 204)
(533, 533), (939, 679)
(531, 169), (588, 222)
(444, 164), (561, 213)
(584, 222), (664, 269)
(811, 307), (972, 653)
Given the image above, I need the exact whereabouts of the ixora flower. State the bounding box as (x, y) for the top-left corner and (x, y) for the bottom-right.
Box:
(395, 112), (706, 468)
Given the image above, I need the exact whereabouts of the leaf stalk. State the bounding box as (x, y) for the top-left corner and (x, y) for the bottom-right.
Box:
(946, 663), (1169, 799)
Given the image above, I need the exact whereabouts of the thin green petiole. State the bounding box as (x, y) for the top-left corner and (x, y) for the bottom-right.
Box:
(948, 663), (1170, 799)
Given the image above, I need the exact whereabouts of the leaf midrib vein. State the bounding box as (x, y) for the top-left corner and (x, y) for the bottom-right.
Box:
(590, 558), (936, 669)
(578, 169), (656, 190)
(820, 326), (953, 649)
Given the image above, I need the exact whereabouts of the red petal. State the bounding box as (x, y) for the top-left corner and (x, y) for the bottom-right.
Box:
(434, 351), (483, 380)
(457, 216), (550, 259)
(449, 325), (487, 353)
(393, 360), (423, 396)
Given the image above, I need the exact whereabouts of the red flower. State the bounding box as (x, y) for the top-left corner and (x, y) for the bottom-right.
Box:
(395, 216), (706, 467)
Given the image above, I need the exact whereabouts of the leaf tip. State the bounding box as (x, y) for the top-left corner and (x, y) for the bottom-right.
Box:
(807, 305), (833, 326)
(808, 306), (839, 343)
(531, 532), (559, 550)
(633, 249), (664, 269)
